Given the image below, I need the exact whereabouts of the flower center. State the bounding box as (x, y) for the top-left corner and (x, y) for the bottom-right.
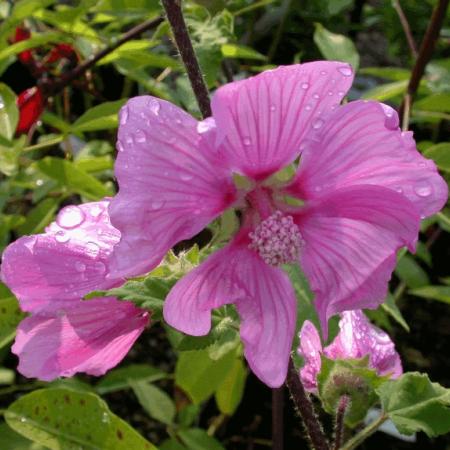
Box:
(249, 210), (304, 266)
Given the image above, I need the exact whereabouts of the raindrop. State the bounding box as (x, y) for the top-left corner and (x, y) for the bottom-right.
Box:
(148, 98), (160, 115)
(314, 186), (323, 192)
(125, 136), (133, 145)
(320, 70), (327, 76)
(197, 117), (215, 134)
(313, 93), (320, 99)
(301, 82), (310, 90)
(57, 206), (85, 229)
(36, 179), (44, 186)
(151, 200), (164, 210)
(90, 204), (103, 217)
(337, 65), (353, 77)
(243, 137), (252, 146)
(312, 118), (324, 129)
(93, 261), (106, 273)
(305, 104), (312, 111)
(101, 412), (110, 424)
(119, 106), (129, 125)
(134, 129), (146, 143)
(180, 173), (193, 181)
(337, 91), (344, 97)
(414, 182), (432, 198)
(20, 417), (27, 423)
(75, 261), (86, 272)
(394, 186), (403, 194)
(55, 231), (70, 243)
(116, 140), (124, 152)
(328, 91), (333, 96)
(270, 104), (276, 111)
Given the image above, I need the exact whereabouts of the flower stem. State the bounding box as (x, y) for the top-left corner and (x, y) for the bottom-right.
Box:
(41, 16), (164, 96)
(272, 387), (284, 450)
(333, 395), (350, 450)
(161, 0), (212, 119)
(340, 413), (388, 450)
(399, 0), (449, 121)
(392, 0), (418, 59)
(285, 358), (330, 450)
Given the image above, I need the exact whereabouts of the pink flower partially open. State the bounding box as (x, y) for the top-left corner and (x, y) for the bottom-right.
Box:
(110, 61), (447, 387)
(298, 311), (403, 392)
(1, 201), (148, 381)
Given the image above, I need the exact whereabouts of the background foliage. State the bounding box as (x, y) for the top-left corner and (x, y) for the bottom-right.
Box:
(0, 0), (449, 449)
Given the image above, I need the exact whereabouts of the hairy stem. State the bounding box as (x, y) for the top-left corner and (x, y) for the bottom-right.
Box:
(392, 0), (418, 58)
(340, 414), (387, 450)
(41, 16), (164, 96)
(399, 0), (449, 120)
(161, 0), (211, 118)
(286, 359), (330, 450)
(272, 387), (284, 450)
(333, 395), (350, 450)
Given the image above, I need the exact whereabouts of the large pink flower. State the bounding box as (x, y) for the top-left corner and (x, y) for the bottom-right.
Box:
(298, 311), (403, 392)
(1, 200), (148, 381)
(109, 61), (447, 387)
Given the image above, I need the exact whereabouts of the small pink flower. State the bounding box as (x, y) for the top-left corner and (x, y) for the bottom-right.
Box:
(110, 61), (447, 387)
(1, 200), (148, 381)
(298, 311), (403, 392)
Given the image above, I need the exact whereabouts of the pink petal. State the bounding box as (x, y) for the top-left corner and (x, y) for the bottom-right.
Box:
(324, 310), (402, 378)
(211, 61), (354, 181)
(109, 96), (237, 278)
(295, 185), (420, 335)
(164, 239), (297, 387)
(12, 298), (148, 381)
(1, 201), (120, 313)
(289, 100), (448, 218)
(298, 320), (323, 392)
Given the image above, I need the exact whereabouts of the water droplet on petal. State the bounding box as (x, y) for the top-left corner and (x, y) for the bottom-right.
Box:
(148, 98), (160, 115)
(55, 231), (70, 243)
(151, 200), (164, 210)
(119, 106), (129, 125)
(75, 261), (86, 272)
(337, 65), (353, 77)
(93, 261), (106, 273)
(320, 70), (327, 75)
(301, 82), (310, 90)
(312, 118), (324, 129)
(90, 204), (103, 217)
(328, 91), (333, 96)
(116, 140), (124, 152)
(125, 135), (133, 145)
(270, 104), (276, 111)
(86, 242), (100, 257)
(197, 117), (215, 134)
(134, 129), (146, 143)
(394, 186), (403, 194)
(313, 93), (320, 99)
(57, 206), (85, 229)
(305, 104), (312, 111)
(180, 173), (193, 181)
(243, 137), (252, 146)
(414, 182), (432, 198)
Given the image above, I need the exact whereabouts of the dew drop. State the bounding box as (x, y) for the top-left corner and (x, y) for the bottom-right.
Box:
(313, 93), (320, 99)
(312, 118), (324, 129)
(90, 204), (103, 217)
(414, 182), (432, 198)
(93, 261), (106, 273)
(328, 91), (333, 96)
(270, 104), (276, 111)
(57, 206), (85, 229)
(338, 91), (344, 97)
(55, 231), (70, 243)
(151, 200), (164, 210)
(148, 98), (160, 115)
(125, 136), (133, 145)
(20, 417), (27, 423)
(197, 117), (215, 134)
(337, 65), (353, 77)
(243, 137), (252, 146)
(101, 412), (110, 424)
(305, 104), (312, 111)
(134, 129), (146, 143)
(36, 179), (44, 186)
(320, 70), (327, 76)
(75, 261), (86, 272)
(180, 173), (193, 181)
(301, 82), (310, 90)
(394, 186), (403, 194)
(116, 140), (124, 152)
(119, 106), (129, 125)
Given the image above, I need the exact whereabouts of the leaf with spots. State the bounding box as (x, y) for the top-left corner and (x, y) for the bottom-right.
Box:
(5, 387), (158, 450)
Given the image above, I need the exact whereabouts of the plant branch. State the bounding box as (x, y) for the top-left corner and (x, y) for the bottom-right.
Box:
(392, 0), (418, 59)
(286, 358), (330, 450)
(161, 0), (211, 118)
(333, 395), (350, 450)
(399, 0), (449, 121)
(272, 387), (284, 450)
(340, 413), (387, 450)
(41, 16), (164, 96)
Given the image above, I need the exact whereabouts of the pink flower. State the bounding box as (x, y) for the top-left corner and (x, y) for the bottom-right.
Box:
(298, 311), (403, 392)
(1, 200), (148, 381)
(109, 61), (447, 387)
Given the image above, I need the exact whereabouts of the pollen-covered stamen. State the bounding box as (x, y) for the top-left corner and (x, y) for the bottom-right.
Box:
(249, 211), (304, 266)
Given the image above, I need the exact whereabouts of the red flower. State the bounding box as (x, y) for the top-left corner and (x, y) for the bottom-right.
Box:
(13, 26), (34, 65)
(16, 87), (45, 135)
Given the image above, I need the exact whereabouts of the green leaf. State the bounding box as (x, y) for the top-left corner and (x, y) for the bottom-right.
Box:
(177, 428), (225, 450)
(17, 198), (59, 236)
(71, 100), (126, 133)
(75, 156), (113, 173)
(395, 255), (430, 289)
(130, 381), (176, 425)
(221, 44), (266, 60)
(0, 283), (25, 349)
(0, 423), (45, 450)
(0, 367), (15, 384)
(415, 93), (450, 113)
(409, 285), (450, 304)
(5, 388), (157, 449)
(359, 67), (410, 81)
(377, 372), (450, 437)
(317, 356), (387, 427)
(381, 293), (409, 332)
(0, 83), (18, 139)
(34, 157), (112, 200)
(362, 80), (408, 101)
(215, 357), (247, 415)
(96, 364), (167, 395)
(424, 143), (450, 173)
(160, 438), (187, 450)
(313, 23), (359, 70)
(175, 348), (237, 404)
